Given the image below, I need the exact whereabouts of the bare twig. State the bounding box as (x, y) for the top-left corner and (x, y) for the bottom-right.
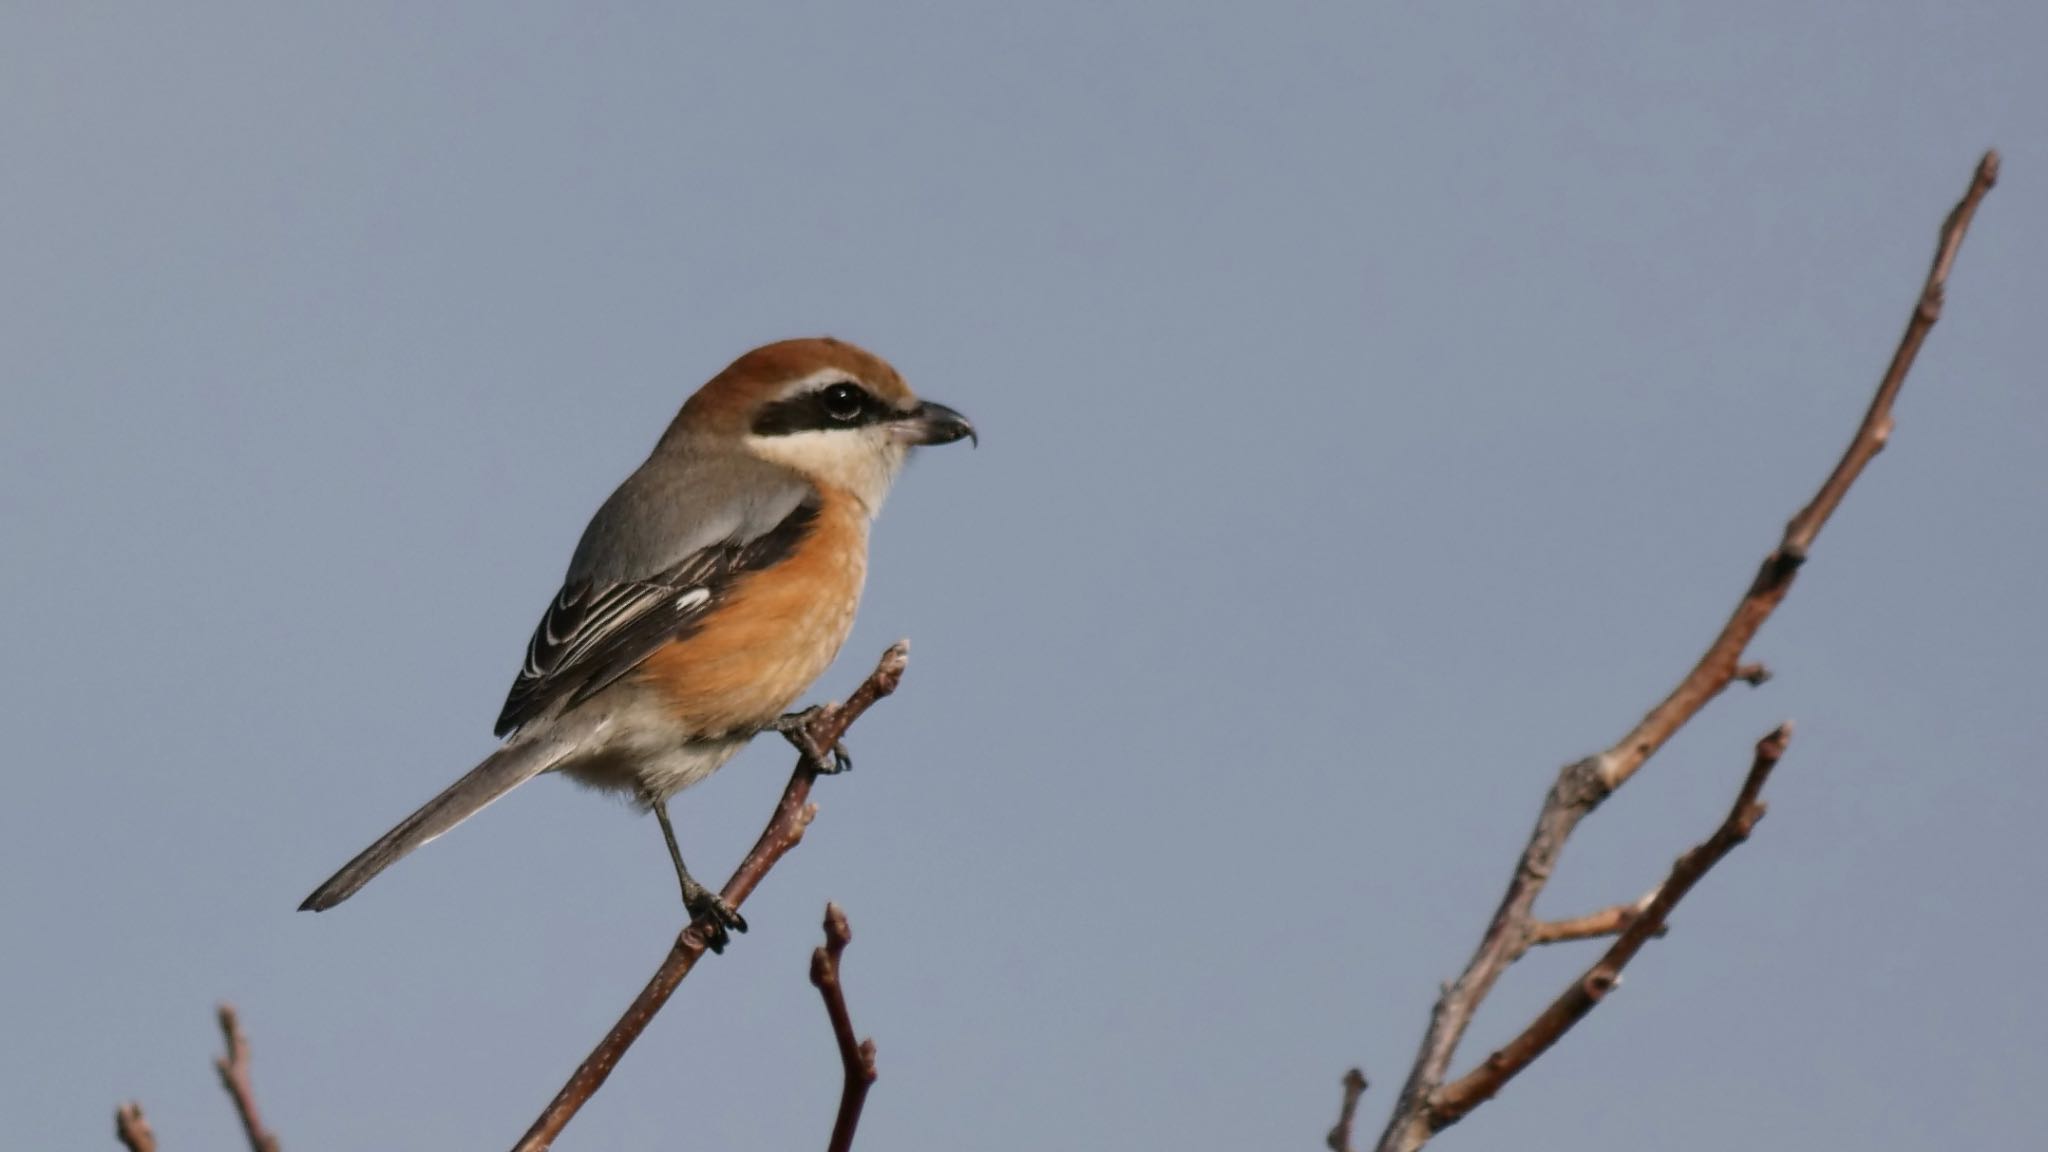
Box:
(1596, 149), (1997, 801)
(1326, 1069), (1369, 1152)
(1433, 726), (1792, 1125)
(113, 1005), (287, 1152)
(811, 903), (878, 1152)
(1522, 893), (1663, 950)
(512, 642), (911, 1152)
(213, 1003), (282, 1152)
(1370, 152), (1998, 1152)
(114, 1103), (156, 1152)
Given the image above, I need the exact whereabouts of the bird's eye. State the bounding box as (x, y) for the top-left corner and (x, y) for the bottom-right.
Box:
(821, 383), (866, 421)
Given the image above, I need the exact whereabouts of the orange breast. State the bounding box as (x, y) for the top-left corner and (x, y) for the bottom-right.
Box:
(634, 489), (869, 736)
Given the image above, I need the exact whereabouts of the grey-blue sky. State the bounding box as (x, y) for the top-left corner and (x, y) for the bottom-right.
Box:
(3, 3), (2043, 1149)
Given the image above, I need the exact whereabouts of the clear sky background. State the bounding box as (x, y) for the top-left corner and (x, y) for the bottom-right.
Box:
(4, 4), (2044, 1150)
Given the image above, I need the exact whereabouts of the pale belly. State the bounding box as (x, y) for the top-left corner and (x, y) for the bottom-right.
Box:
(551, 682), (753, 803)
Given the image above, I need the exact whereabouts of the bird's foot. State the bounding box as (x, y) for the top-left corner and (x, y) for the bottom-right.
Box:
(771, 707), (854, 774)
(682, 878), (748, 954)
(813, 739), (853, 775)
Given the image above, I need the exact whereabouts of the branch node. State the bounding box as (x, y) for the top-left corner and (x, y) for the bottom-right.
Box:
(1915, 289), (1944, 324)
(1732, 662), (1772, 687)
(1768, 543), (1808, 580)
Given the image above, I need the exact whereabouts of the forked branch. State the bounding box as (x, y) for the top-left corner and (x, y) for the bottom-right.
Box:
(1431, 725), (1792, 1125)
(811, 903), (879, 1152)
(511, 642), (911, 1152)
(1366, 151), (1998, 1152)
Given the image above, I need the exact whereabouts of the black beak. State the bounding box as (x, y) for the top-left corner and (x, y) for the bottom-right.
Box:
(903, 400), (977, 447)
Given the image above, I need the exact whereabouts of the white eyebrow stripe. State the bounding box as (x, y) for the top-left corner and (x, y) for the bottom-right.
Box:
(774, 367), (859, 399)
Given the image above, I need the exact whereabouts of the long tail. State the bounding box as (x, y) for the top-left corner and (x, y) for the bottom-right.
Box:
(299, 736), (571, 912)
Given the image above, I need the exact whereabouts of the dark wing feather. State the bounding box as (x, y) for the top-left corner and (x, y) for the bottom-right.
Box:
(493, 499), (819, 736)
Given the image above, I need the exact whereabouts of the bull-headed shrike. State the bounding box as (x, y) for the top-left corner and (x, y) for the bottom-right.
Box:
(301, 337), (974, 948)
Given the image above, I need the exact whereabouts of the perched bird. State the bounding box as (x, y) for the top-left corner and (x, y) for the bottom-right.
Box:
(300, 337), (974, 947)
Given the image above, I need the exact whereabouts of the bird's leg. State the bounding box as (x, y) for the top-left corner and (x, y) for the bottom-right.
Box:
(771, 707), (854, 774)
(650, 797), (746, 952)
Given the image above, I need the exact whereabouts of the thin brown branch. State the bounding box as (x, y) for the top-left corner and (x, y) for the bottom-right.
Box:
(1326, 1069), (1369, 1152)
(213, 1003), (282, 1152)
(1522, 893), (1663, 950)
(512, 641), (911, 1152)
(114, 1102), (156, 1152)
(1599, 148), (1997, 799)
(1432, 726), (1791, 1125)
(811, 902), (878, 1152)
(1371, 152), (1998, 1152)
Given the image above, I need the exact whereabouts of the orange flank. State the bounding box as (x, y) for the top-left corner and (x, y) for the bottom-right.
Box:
(636, 485), (869, 736)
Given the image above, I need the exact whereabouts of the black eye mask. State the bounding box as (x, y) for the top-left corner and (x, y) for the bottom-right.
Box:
(751, 381), (898, 436)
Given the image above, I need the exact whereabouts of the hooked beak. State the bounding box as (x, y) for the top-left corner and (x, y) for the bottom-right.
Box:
(897, 400), (977, 447)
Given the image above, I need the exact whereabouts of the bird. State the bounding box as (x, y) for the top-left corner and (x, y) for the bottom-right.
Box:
(299, 336), (974, 948)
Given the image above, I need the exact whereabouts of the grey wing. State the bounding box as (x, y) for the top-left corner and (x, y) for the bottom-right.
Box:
(567, 442), (817, 584)
(493, 497), (820, 736)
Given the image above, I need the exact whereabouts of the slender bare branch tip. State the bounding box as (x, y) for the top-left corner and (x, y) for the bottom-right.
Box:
(215, 1002), (245, 1068)
(824, 901), (854, 953)
(882, 638), (911, 671)
(1733, 662), (1772, 686)
(813, 903), (878, 1150)
(1749, 722), (1793, 787)
(1327, 1068), (1369, 1152)
(1730, 722), (1794, 834)
(211, 1002), (283, 1152)
(115, 1102), (157, 1152)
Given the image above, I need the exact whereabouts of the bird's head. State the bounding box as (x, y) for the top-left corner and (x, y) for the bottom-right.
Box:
(666, 337), (974, 514)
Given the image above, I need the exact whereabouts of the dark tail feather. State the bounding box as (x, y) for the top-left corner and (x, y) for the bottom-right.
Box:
(299, 738), (568, 912)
